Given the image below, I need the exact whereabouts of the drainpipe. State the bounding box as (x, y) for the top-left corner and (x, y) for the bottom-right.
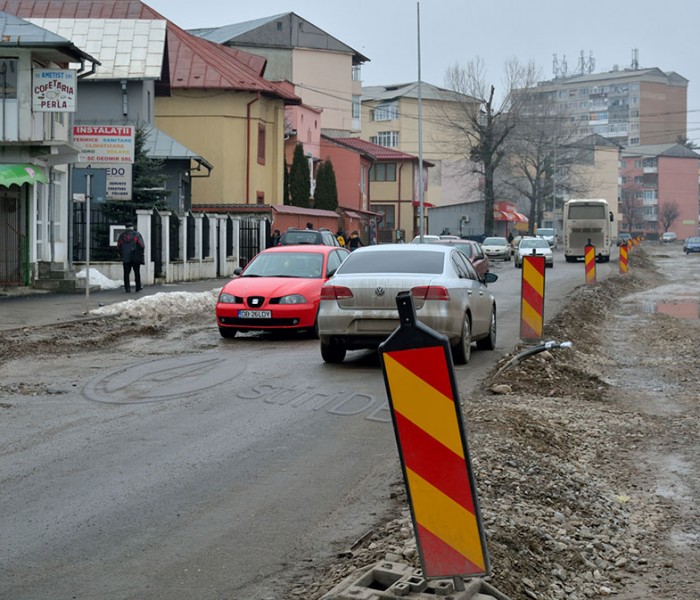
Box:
(246, 93), (261, 204)
(121, 80), (128, 116)
(397, 163), (405, 234)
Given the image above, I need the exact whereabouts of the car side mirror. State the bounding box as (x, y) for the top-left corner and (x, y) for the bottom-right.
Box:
(233, 267), (243, 276)
(483, 272), (498, 284)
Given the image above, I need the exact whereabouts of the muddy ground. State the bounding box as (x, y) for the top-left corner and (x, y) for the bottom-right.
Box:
(1, 244), (698, 600)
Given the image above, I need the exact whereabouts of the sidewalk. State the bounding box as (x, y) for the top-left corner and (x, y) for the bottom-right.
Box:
(0, 279), (231, 332)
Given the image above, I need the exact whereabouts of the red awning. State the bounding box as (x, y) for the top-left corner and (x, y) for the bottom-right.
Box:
(412, 200), (435, 208)
(494, 209), (528, 223)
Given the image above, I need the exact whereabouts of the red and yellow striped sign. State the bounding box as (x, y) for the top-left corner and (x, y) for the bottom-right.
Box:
(619, 243), (628, 273)
(520, 254), (545, 341)
(382, 345), (488, 577)
(585, 244), (596, 285)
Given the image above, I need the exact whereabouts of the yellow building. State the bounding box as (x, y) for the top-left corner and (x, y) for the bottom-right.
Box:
(361, 82), (480, 208)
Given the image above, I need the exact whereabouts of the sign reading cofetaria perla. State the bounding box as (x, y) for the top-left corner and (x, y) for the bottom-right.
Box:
(33, 69), (77, 112)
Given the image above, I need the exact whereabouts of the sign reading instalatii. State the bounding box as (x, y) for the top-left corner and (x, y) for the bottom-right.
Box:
(73, 125), (135, 164)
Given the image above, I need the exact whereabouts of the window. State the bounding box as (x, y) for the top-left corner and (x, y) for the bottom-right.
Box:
(369, 163), (397, 182)
(257, 123), (266, 164)
(371, 204), (395, 229)
(352, 65), (361, 81)
(372, 101), (398, 121)
(352, 95), (360, 119)
(256, 191), (265, 204)
(0, 58), (19, 139)
(370, 131), (399, 147)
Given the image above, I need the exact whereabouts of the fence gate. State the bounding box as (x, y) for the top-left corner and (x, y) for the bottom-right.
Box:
(0, 188), (25, 285)
(239, 217), (261, 267)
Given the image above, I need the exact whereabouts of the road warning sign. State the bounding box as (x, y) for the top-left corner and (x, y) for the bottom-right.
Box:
(520, 254), (545, 342)
(379, 292), (489, 579)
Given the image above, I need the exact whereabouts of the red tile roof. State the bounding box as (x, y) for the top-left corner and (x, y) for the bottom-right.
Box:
(326, 136), (434, 165)
(0, 0), (298, 100)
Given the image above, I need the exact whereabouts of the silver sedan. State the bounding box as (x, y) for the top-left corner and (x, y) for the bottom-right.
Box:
(318, 245), (498, 364)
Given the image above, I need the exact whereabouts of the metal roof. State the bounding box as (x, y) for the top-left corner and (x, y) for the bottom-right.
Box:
(28, 18), (165, 79)
(325, 136), (434, 166)
(362, 82), (476, 104)
(621, 143), (700, 159)
(0, 10), (98, 65)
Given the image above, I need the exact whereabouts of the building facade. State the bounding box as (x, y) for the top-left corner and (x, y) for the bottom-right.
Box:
(620, 143), (699, 240)
(361, 82), (481, 208)
(533, 67), (687, 147)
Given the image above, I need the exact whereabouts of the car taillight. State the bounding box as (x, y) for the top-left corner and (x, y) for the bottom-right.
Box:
(321, 285), (354, 300)
(411, 285), (450, 301)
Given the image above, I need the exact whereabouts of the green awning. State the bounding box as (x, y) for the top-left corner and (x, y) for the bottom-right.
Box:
(0, 163), (48, 188)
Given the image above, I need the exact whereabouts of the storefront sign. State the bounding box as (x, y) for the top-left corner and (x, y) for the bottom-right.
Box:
(73, 125), (135, 164)
(33, 69), (77, 112)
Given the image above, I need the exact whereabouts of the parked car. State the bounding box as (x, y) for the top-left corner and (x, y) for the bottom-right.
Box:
(318, 244), (499, 364)
(683, 236), (700, 254)
(510, 235), (525, 255)
(278, 228), (339, 246)
(514, 237), (554, 268)
(660, 231), (677, 244)
(430, 239), (490, 278)
(617, 232), (633, 246)
(411, 234), (441, 243)
(216, 245), (350, 338)
(481, 236), (511, 261)
(535, 228), (557, 248)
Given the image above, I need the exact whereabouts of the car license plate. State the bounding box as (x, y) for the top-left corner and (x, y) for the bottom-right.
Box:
(238, 310), (271, 319)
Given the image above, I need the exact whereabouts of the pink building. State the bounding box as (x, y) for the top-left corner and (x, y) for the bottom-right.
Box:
(620, 143), (699, 240)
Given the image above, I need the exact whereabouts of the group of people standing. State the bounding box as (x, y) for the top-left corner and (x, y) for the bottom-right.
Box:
(335, 229), (363, 251)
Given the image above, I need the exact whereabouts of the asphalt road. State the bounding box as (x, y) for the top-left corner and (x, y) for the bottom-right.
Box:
(0, 247), (623, 599)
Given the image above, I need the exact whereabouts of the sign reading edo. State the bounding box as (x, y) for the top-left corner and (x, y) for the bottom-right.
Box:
(73, 125), (135, 164)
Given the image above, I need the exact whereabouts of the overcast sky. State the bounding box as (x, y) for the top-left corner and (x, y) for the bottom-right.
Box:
(146, 0), (700, 145)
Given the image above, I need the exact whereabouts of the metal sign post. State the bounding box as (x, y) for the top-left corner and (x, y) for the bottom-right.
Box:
(379, 291), (490, 581)
(84, 169), (92, 314)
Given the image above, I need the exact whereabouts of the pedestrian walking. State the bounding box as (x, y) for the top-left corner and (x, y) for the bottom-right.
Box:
(347, 230), (364, 251)
(336, 229), (346, 247)
(270, 229), (281, 247)
(117, 221), (145, 293)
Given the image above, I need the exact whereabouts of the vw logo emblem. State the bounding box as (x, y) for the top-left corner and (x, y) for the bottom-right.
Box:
(375, 286), (385, 297)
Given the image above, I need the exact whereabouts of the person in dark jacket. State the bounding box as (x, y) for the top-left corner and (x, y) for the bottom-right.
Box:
(347, 230), (364, 251)
(117, 222), (145, 293)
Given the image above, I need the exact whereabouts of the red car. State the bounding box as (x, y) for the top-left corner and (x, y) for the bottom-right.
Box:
(431, 239), (491, 279)
(216, 245), (350, 338)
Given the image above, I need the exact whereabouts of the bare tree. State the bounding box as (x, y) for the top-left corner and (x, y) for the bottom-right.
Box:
(659, 200), (680, 233)
(442, 57), (538, 235)
(620, 181), (644, 233)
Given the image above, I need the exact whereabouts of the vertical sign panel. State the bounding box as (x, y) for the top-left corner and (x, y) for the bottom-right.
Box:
(380, 293), (489, 579)
(520, 254), (545, 342)
(619, 243), (628, 273)
(585, 244), (596, 285)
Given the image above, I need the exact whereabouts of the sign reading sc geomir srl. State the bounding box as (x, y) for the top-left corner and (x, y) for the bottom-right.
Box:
(73, 125), (135, 164)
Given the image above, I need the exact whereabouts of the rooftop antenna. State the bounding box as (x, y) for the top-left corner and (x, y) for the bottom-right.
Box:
(553, 54), (568, 78)
(631, 48), (639, 70)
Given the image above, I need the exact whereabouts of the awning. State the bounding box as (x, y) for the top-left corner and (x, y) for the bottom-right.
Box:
(412, 200), (435, 208)
(494, 209), (528, 223)
(0, 164), (48, 188)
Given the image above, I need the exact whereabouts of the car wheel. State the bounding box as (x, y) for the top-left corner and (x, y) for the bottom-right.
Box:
(452, 314), (472, 365)
(321, 340), (346, 363)
(476, 308), (496, 351)
(219, 327), (238, 339)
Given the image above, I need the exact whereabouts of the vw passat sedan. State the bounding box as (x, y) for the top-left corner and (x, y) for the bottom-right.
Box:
(514, 237), (554, 268)
(481, 236), (511, 261)
(216, 245), (350, 338)
(318, 245), (498, 364)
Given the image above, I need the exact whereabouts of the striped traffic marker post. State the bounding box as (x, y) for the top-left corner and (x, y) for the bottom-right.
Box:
(520, 253), (545, 342)
(379, 292), (489, 581)
(585, 243), (596, 285)
(619, 242), (628, 273)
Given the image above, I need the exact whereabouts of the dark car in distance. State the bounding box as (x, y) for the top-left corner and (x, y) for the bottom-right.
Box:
(683, 236), (700, 254)
(278, 228), (339, 247)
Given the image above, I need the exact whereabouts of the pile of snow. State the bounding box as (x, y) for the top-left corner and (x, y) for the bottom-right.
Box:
(91, 290), (220, 324)
(76, 268), (122, 290)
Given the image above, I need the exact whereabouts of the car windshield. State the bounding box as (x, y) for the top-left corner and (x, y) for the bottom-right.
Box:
(537, 229), (554, 236)
(242, 252), (324, 278)
(520, 239), (549, 249)
(483, 237), (507, 245)
(687, 237), (700, 243)
(338, 250), (444, 274)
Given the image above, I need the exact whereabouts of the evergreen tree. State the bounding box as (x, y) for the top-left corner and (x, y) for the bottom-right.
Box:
(289, 143), (310, 207)
(283, 161), (290, 205)
(314, 159), (338, 211)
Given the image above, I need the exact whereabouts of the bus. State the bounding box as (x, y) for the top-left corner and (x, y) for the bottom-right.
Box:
(563, 199), (614, 262)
